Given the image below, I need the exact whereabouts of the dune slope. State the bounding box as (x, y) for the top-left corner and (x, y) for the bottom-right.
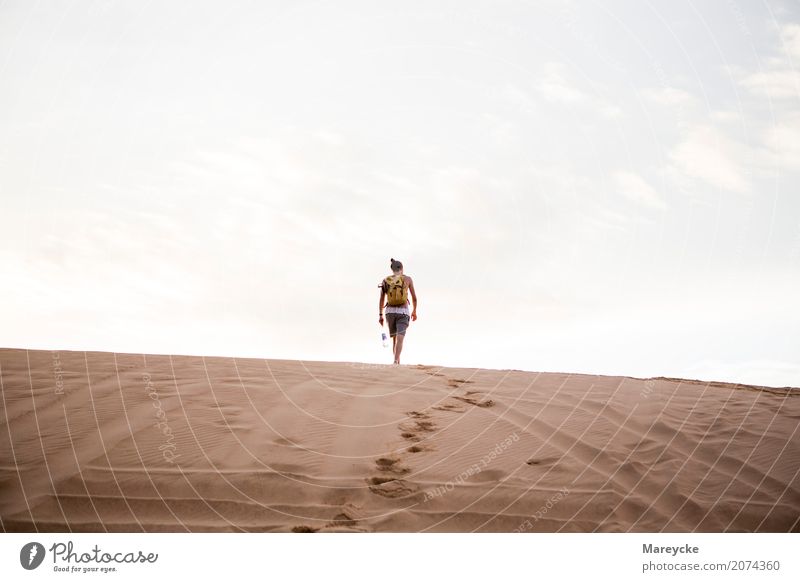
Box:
(1, 348), (798, 532)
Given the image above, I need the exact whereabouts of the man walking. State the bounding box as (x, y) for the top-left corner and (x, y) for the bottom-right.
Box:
(378, 258), (418, 365)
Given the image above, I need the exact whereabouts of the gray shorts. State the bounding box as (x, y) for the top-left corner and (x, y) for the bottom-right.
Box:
(385, 313), (410, 336)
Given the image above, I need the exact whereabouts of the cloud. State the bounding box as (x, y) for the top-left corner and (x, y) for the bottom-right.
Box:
(761, 113), (800, 169)
(538, 63), (587, 103)
(669, 126), (750, 193)
(741, 69), (800, 99)
(739, 23), (800, 99)
(641, 86), (695, 107)
(613, 171), (667, 209)
(499, 83), (538, 115)
(782, 23), (800, 60)
(726, 22), (800, 174)
(536, 62), (620, 118)
(710, 110), (743, 124)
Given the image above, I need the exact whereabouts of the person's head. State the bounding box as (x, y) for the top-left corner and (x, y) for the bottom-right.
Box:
(390, 257), (403, 274)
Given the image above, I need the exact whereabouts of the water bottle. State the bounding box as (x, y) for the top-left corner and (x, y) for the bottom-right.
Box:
(381, 332), (389, 347)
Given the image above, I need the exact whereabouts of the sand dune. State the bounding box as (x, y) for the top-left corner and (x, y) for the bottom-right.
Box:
(1, 348), (798, 532)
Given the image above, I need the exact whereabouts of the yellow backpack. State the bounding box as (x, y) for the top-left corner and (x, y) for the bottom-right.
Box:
(383, 274), (408, 306)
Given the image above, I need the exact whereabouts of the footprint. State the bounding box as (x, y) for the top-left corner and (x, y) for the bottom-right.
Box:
(375, 457), (397, 468)
(433, 402), (466, 413)
(407, 445), (428, 453)
(330, 512), (357, 527)
(375, 457), (409, 474)
(415, 420), (436, 431)
(400, 432), (420, 441)
(291, 525), (318, 533)
(367, 476), (418, 498)
(399, 420), (437, 433)
(415, 365), (445, 377)
(446, 378), (474, 387)
(454, 395), (494, 408)
(406, 410), (430, 419)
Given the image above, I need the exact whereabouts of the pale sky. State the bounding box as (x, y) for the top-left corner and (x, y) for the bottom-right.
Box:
(1, 0), (799, 387)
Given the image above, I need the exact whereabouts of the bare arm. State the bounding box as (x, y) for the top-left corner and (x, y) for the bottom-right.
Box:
(407, 276), (418, 320)
(378, 287), (386, 325)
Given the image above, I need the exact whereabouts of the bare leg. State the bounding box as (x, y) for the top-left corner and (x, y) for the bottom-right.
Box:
(393, 333), (405, 364)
